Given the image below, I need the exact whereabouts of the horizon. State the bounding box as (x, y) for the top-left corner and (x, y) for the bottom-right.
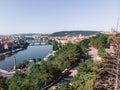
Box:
(0, 30), (102, 35)
(0, 0), (119, 34)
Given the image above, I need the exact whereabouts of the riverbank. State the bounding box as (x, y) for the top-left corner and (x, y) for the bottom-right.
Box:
(43, 51), (57, 61)
(0, 48), (23, 57)
(0, 43), (29, 57)
(0, 69), (15, 79)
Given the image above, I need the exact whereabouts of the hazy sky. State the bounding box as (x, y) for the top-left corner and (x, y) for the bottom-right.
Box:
(0, 0), (119, 34)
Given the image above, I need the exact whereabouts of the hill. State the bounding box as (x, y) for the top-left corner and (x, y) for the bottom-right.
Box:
(49, 30), (100, 36)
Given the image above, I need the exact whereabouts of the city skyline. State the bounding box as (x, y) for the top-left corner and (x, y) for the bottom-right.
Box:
(0, 0), (119, 34)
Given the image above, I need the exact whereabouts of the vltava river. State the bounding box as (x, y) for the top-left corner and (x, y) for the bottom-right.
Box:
(0, 45), (52, 70)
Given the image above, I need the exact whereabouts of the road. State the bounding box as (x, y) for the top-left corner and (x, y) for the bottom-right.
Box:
(0, 69), (15, 78)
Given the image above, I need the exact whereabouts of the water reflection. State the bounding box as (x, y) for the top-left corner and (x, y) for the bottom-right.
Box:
(0, 54), (14, 61)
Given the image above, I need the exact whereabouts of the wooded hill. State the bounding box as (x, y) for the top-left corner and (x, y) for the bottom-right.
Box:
(49, 31), (100, 36)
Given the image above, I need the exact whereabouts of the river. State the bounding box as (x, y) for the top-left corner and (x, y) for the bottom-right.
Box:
(0, 45), (52, 70)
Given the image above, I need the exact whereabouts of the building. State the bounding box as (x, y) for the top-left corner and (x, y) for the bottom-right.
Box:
(0, 42), (4, 52)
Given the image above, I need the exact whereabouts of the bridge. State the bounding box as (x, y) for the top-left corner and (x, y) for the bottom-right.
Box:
(26, 36), (49, 46)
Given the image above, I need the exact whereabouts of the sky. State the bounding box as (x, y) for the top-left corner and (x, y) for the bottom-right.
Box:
(0, 0), (119, 34)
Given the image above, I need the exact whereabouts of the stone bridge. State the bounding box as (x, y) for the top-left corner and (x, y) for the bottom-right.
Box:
(26, 36), (49, 46)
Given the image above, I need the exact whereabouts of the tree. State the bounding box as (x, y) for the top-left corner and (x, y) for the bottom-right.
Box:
(21, 79), (35, 90)
(90, 33), (110, 49)
(7, 72), (27, 90)
(0, 76), (8, 90)
(71, 60), (103, 90)
(16, 60), (29, 69)
(98, 48), (110, 59)
(78, 39), (90, 53)
(52, 41), (59, 50)
(57, 83), (73, 90)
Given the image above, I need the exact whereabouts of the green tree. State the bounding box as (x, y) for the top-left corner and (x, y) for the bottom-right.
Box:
(0, 76), (8, 90)
(98, 48), (110, 59)
(90, 33), (110, 49)
(7, 72), (27, 90)
(21, 79), (35, 90)
(57, 83), (73, 90)
(71, 60), (103, 90)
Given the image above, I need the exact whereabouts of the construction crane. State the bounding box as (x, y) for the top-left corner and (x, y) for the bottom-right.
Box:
(113, 18), (119, 49)
(114, 18), (119, 90)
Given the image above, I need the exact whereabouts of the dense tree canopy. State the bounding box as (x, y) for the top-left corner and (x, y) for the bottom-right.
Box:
(90, 33), (110, 49)
(52, 40), (63, 51)
(50, 31), (99, 37)
(70, 60), (103, 90)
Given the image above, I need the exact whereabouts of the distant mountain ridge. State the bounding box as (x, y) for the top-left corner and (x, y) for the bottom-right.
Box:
(50, 30), (100, 36)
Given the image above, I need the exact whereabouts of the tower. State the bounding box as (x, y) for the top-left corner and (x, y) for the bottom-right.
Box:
(13, 56), (16, 71)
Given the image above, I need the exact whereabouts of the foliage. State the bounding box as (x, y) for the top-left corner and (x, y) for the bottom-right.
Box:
(16, 60), (29, 69)
(50, 31), (100, 36)
(28, 61), (61, 89)
(52, 40), (63, 51)
(71, 60), (103, 90)
(90, 33), (110, 49)
(78, 39), (90, 53)
(57, 83), (73, 90)
(49, 44), (85, 71)
(0, 76), (8, 90)
(7, 72), (27, 90)
(98, 48), (110, 59)
(19, 40), (29, 46)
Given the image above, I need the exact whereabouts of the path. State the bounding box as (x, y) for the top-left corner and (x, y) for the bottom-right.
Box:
(48, 66), (78, 90)
(88, 47), (101, 61)
(0, 69), (15, 78)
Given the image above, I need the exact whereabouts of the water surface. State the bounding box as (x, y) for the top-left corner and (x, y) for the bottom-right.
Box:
(0, 45), (52, 70)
